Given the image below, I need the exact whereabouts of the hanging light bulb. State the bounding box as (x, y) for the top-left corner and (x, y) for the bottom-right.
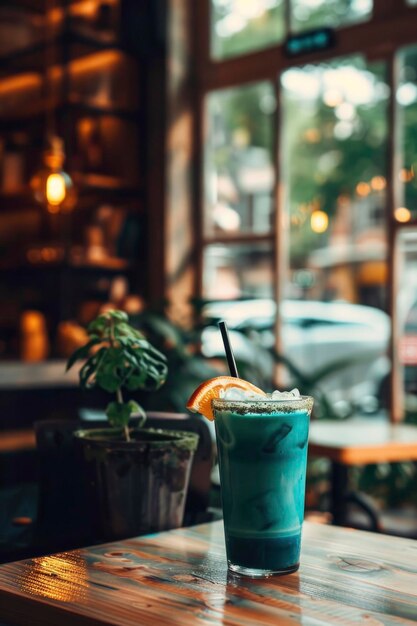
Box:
(31, 136), (77, 213)
(46, 173), (66, 206)
(31, 0), (77, 213)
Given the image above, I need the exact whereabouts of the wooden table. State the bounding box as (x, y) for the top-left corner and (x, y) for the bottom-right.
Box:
(309, 419), (417, 527)
(0, 429), (36, 454)
(1, 520), (417, 625)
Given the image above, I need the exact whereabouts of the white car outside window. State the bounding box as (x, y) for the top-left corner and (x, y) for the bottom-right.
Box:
(201, 299), (390, 409)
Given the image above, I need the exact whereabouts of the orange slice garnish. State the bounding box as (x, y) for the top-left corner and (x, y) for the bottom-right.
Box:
(186, 376), (265, 421)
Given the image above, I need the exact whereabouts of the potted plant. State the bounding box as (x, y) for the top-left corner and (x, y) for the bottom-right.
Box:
(67, 310), (199, 541)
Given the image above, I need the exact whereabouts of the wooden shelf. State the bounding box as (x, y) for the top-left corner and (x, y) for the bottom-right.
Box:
(66, 100), (138, 119)
(0, 34), (126, 77)
(0, 100), (139, 128)
(1, 1), (83, 13)
(0, 258), (133, 274)
(0, 2), (149, 364)
(73, 173), (142, 195)
(0, 189), (36, 210)
(0, 175), (143, 209)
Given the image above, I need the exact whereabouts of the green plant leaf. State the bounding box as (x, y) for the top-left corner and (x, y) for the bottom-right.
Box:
(125, 371), (148, 390)
(88, 317), (107, 334)
(106, 401), (132, 427)
(105, 400), (146, 428)
(66, 308), (172, 439)
(129, 401), (147, 427)
(96, 373), (120, 393)
(114, 322), (144, 339)
(106, 310), (129, 322)
(79, 357), (98, 389)
(66, 338), (102, 371)
(127, 400), (140, 413)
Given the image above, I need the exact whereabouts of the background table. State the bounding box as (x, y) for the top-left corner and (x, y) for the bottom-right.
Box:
(1, 520), (417, 625)
(309, 419), (417, 528)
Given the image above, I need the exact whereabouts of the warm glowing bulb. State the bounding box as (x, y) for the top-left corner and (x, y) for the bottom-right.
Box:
(394, 207), (411, 223)
(46, 173), (66, 206)
(370, 176), (386, 191)
(399, 168), (414, 183)
(311, 210), (329, 233)
(356, 181), (371, 197)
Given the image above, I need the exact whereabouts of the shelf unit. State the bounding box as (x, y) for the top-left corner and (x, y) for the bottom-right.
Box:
(0, 0), (157, 359)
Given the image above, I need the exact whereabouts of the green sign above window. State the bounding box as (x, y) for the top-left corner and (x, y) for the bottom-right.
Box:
(285, 28), (335, 57)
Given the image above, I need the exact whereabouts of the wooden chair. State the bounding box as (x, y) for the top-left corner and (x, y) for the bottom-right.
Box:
(34, 418), (91, 553)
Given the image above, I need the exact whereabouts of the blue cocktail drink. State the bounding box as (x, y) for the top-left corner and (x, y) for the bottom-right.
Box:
(213, 394), (313, 577)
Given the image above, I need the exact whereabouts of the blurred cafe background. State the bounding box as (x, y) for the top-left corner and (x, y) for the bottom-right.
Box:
(1, 0), (417, 559)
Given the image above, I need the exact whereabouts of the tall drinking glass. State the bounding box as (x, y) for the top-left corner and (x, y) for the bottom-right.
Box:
(213, 395), (313, 577)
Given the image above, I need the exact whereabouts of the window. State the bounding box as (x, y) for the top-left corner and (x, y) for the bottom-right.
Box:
(203, 241), (274, 299)
(196, 0), (417, 419)
(210, 0), (374, 60)
(398, 44), (417, 223)
(397, 230), (417, 404)
(290, 0), (372, 32)
(281, 56), (388, 309)
(204, 82), (275, 237)
(211, 0), (285, 60)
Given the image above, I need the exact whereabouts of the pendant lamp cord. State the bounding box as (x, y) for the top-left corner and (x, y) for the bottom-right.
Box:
(45, 0), (56, 142)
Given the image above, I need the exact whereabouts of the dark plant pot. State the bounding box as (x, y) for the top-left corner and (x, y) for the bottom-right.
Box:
(74, 427), (199, 542)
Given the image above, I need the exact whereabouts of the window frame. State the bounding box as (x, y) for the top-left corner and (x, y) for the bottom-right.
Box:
(193, 0), (417, 422)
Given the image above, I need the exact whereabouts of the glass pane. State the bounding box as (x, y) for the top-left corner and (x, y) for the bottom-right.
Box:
(204, 83), (276, 237)
(397, 45), (417, 223)
(202, 242), (273, 299)
(290, 0), (373, 32)
(397, 230), (417, 412)
(280, 56), (390, 413)
(211, 0), (285, 60)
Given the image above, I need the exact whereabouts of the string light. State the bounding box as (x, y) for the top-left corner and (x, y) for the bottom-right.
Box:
(394, 207), (411, 223)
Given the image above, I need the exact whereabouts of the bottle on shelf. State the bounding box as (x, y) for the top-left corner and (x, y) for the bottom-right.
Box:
(20, 310), (50, 362)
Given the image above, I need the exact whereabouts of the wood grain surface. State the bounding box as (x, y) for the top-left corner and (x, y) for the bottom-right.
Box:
(309, 420), (417, 465)
(1, 521), (417, 625)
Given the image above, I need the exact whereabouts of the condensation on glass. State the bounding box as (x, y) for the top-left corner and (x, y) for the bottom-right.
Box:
(290, 0), (373, 33)
(280, 55), (390, 414)
(202, 241), (273, 300)
(397, 45), (417, 223)
(210, 0), (285, 60)
(204, 82), (276, 237)
(396, 230), (417, 406)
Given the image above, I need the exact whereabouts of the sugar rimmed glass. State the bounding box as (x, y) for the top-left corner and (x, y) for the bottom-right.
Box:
(213, 395), (314, 577)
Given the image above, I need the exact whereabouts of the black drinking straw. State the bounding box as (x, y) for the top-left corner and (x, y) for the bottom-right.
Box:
(218, 320), (239, 378)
